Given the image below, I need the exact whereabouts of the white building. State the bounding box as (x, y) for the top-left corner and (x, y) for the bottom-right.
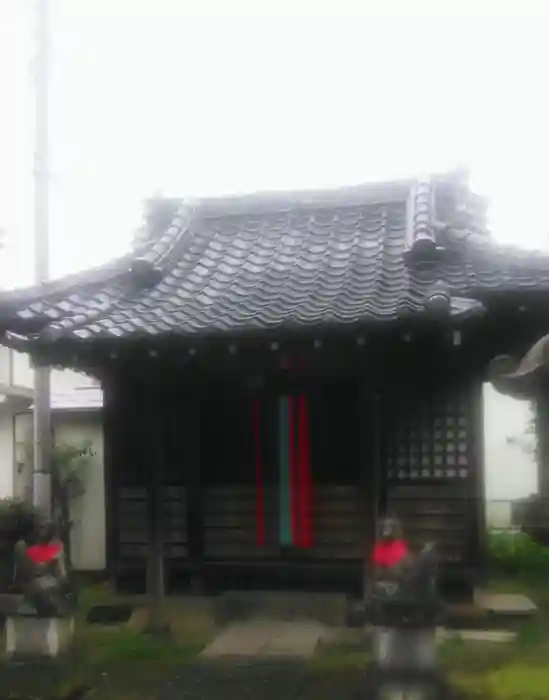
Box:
(0, 347), (105, 571)
(483, 384), (536, 529)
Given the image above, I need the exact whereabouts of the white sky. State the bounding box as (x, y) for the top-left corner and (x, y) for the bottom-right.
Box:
(0, 0), (545, 502)
(1, 0), (549, 289)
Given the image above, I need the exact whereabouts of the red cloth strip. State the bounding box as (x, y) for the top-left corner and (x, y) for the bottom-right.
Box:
(302, 394), (313, 548)
(297, 394), (313, 548)
(252, 398), (265, 546)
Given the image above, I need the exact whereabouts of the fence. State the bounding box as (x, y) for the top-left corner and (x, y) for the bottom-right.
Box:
(486, 496), (549, 536)
(486, 500), (517, 532)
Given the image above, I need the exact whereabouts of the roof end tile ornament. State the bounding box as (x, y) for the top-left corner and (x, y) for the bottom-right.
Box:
(404, 176), (447, 271)
(424, 280), (451, 318)
(129, 200), (196, 288)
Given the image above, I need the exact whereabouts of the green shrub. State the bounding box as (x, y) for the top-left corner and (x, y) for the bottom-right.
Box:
(0, 498), (39, 543)
(0, 498), (40, 590)
(488, 529), (549, 577)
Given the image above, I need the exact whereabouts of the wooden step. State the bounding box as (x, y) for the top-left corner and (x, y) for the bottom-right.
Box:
(215, 590), (348, 627)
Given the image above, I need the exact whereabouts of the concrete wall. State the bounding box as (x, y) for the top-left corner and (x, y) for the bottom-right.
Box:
(4, 409), (105, 572)
(0, 348), (105, 570)
(13, 412), (31, 502)
(0, 346), (13, 385)
(53, 413), (105, 572)
(0, 409), (15, 498)
(10, 349), (98, 395)
(11, 350), (32, 388)
(483, 383), (537, 529)
(485, 500), (514, 531)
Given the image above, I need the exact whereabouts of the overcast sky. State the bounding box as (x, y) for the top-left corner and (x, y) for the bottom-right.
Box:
(0, 1), (544, 499)
(1, 0), (549, 292)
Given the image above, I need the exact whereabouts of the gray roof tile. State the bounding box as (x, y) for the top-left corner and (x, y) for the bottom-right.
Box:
(0, 174), (548, 343)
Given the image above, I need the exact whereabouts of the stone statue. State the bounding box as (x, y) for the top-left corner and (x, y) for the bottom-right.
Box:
(369, 516), (438, 604)
(367, 516), (442, 679)
(16, 518), (74, 618)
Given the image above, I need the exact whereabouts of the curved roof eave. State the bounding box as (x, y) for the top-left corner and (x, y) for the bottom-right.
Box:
(488, 335), (549, 400)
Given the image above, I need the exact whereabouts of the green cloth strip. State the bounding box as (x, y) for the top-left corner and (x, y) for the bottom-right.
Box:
(278, 396), (292, 546)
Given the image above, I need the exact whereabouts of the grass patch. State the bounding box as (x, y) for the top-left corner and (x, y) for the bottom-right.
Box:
(451, 664), (549, 700)
(312, 575), (549, 699)
(79, 631), (204, 700)
(78, 626), (204, 664)
(440, 600), (549, 699)
(73, 585), (213, 668)
(76, 581), (119, 611)
(311, 645), (371, 671)
(488, 530), (549, 579)
(1, 583), (216, 698)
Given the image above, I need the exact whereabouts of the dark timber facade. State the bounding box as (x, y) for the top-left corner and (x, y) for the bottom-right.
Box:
(2, 169), (549, 599)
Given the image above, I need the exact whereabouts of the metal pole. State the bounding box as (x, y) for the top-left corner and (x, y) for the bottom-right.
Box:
(33, 0), (52, 516)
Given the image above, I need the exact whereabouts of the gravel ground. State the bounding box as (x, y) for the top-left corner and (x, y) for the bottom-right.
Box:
(0, 656), (464, 699)
(88, 660), (463, 700)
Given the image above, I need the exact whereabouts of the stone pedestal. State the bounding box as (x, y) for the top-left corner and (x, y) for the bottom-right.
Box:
(370, 672), (443, 700)
(5, 615), (75, 659)
(373, 627), (436, 672)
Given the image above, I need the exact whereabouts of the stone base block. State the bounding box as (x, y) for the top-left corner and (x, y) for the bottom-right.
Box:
(373, 627), (437, 672)
(5, 615), (75, 658)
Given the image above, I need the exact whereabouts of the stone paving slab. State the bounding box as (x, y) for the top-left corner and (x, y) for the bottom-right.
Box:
(200, 620), (326, 660)
(200, 620), (273, 657)
(436, 627), (516, 644)
(474, 591), (538, 615)
(320, 625), (517, 648)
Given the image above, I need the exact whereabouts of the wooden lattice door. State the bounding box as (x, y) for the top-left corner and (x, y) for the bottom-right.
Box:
(381, 379), (481, 567)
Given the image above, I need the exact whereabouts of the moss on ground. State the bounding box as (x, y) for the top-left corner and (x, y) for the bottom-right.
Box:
(1, 583), (214, 698)
(4, 576), (549, 698)
(312, 577), (549, 700)
(441, 616), (549, 699)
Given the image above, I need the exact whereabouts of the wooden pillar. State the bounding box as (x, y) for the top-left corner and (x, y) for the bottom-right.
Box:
(360, 382), (379, 598)
(372, 389), (383, 530)
(146, 391), (168, 634)
(470, 379), (487, 585)
(101, 373), (117, 577)
(187, 395), (203, 592)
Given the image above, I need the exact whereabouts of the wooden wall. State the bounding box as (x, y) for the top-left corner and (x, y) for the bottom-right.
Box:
(108, 380), (194, 590)
(380, 378), (483, 569)
(106, 369), (483, 592)
(200, 383), (368, 562)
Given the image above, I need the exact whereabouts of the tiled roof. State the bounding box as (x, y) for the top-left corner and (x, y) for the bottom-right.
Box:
(1, 173), (549, 344)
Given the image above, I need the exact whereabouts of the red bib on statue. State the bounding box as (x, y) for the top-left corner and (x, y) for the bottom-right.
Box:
(371, 539), (408, 568)
(26, 542), (61, 564)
